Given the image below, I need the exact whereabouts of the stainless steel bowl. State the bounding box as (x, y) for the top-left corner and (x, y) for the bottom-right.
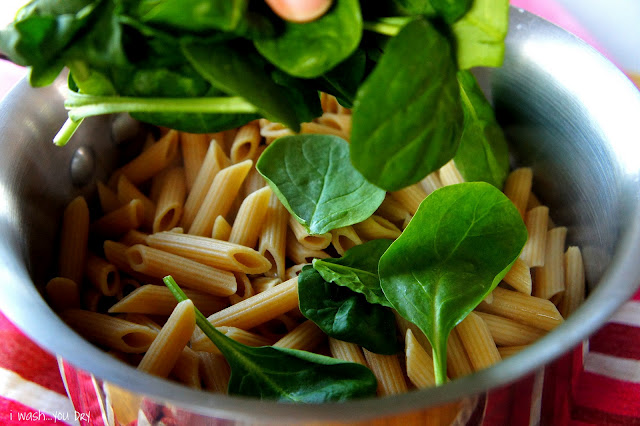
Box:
(1, 8), (640, 424)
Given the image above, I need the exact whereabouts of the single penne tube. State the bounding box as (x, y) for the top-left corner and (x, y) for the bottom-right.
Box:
(110, 130), (179, 186)
(85, 253), (120, 297)
(498, 345), (529, 359)
(520, 206), (549, 267)
(212, 215), (232, 241)
(91, 199), (143, 239)
(109, 285), (227, 316)
(181, 140), (230, 230)
(199, 352), (230, 393)
(228, 186), (272, 248)
(504, 167), (533, 218)
(363, 349), (408, 396)
(97, 181), (121, 213)
(82, 289), (107, 312)
(420, 171), (444, 195)
(405, 329), (437, 388)
(438, 160), (465, 186)
(149, 167), (170, 203)
(230, 121), (261, 164)
(475, 312), (545, 346)
(117, 175), (156, 229)
(284, 263), (308, 280)
(286, 232), (329, 264)
(119, 230), (149, 246)
(228, 272), (254, 305)
(137, 300), (196, 378)
(533, 227), (567, 300)
(503, 258), (532, 295)
(476, 287), (564, 331)
(103, 240), (159, 284)
(117, 278), (141, 300)
(259, 119), (294, 145)
(242, 162), (267, 198)
(288, 215), (331, 250)
(391, 183), (428, 215)
(558, 246), (585, 318)
(171, 346), (201, 389)
(394, 311), (432, 353)
(146, 231), (272, 274)
(205, 277), (298, 330)
(259, 193), (289, 278)
(320, 93), (340, 114)
(331, 226), (362, 256)
(189, 160), (253, 236)
(180, 132), (210, 192)
(124, 313), (161, 331)
(126, 244), (237, 296)
(353, 215), (402, 240)
(251, 277), (281, 293)
(59, 196), (90, 285)
(45, 277), (81, 312)
(191, 326), (273, 353)
(316, 112), (352, 136)
(456, 313), (502, 372)
(153, 167), (187, 233)
(446, 328), (474, 379)
(273, 321), (325, 351)
(328, 338), (367, 366)
(375, 195), (412, 229)
(254, 314), (298, 340)
(300, 122), (349, 140)
(61, 309), (157, 353)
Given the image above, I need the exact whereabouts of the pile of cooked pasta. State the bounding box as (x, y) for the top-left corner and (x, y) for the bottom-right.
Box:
(46, 94), (584, 399)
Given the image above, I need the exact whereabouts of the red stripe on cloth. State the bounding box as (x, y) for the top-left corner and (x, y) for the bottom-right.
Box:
(571, 403), (640, 425)
(540, 350), (575, 426)
(572, 371), (640, 419)
(509, 373), (535, 425)
(483, 384), (516, 426)
(589, 323), (640, 360)
(631, 289), (640, 301)
(60, 361), (105, 426)
(0, 396), (68, 425)
(0, 313), (66, 395)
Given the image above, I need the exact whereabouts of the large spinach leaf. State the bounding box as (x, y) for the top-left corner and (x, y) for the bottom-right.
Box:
(164, 276), (377, 401)
(452, 0), (509, 69)
(313, 48), (367, 108)
(430, 0), (473, 23)
(298, 266), (398, 355)
(351, 18), (463, 192)
(379, 182), (527, 384)
(313, 239), (393, 308)
(256, 135), (386, 235)
(254, 0), (362, 78)
(453, 70), (509, 189)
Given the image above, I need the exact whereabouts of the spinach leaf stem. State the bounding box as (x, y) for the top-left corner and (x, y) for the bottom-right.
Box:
(362, 18), (411, 36)
(53, 117), (84, 147)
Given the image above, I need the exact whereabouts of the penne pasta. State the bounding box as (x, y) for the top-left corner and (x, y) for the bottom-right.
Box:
(438, 160), (465, 186)
(117, 278), (141, 301)
(498, 345), (529, 359)
(212, 215), (232, 241)
(109, 285), (227, 316)
(45, 277), (81, 312)
(97, 181), (121, 213)
(331, 226), (362, 256)
(446, 328), (474, 379)
(259, 119), (294, 145)
(191, 326), (273, 353)
(363, 349), (408, 396)
(558, 246), (585, 318)
(273, 321), (325, 351)
(91, 199), (143, 239)
(475, 312), (545, 346)
(259, 193), (289, 278)
(405, 329), (436, 388)
(420, 171), (444, 195)
(391, 183), (427, 215)
(375, 195), (412, 229)
(199, 352), (231, 393)
(456, 313), (502, 371)
(284, 264), (308, 280)
(300, 122), (349, 140)
(119, 230), (149, 246)
(103, 240), (159, 284)
(85, 253), (120, 297)
(503, 258), (532, 295)
(117, 175), (156, 229)
(316, 112), (352, 136)
(230, 122), (261, 164)
(503, 167), (533, 218)
(228, 272), (254, 305)
(228, 186), (272, 248)
(171, 346), (201, 389)
(288, 216), (331, 250)
(153, 167), (187, 233)
(242, 161), (267, 198)
(328, 338), (367, 366)
(286, 232), (329, 264)
(353, 215), (402, 240)
(59, 196), (90, 285)
(520, 206), (549, 267)
(180, 132), (210, 192)
(533, 227), (567, 300)
(251, 277), (282, 294)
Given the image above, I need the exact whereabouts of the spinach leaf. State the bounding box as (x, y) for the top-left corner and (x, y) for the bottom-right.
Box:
(256, 135), (386, 235)
(312, 239), (393, 308)
(181, 39), (301, 131)
(270, 70), (323, 124)
(453, 70), (509, 189)
(351, 18), (463, 192)
(254, 0), (362, 78)
(452, 0), (509, 69)
(164, 276), (377, 401)
(298, 266), (398, 355)
(430, 0), (473, 23)
(390, 0), (436, 16)
(313, 49), (367, 109)
(379, 182), (527, 384)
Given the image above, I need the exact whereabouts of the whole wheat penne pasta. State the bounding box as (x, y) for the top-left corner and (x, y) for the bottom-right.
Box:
(242, 162), (267, 198)
(104, 241), (159, 284)
(171, 346), (201, 389)
(284, 264), (308, 280)
(446, 328), (474, 379)
(97, 181), (121, 213)
(124, 313), (161, 331)
(199, 352), (230, 393)
(149, 167), (170, 203)
(251, 277), (281, 293)
(117, 175), (156, 229)
(189, 160), (252, 236)
(180, 132), (210, 192)
(375, 195), (412, 229)
(109, 285), (227, 316)
(82, 289), (108, 312)
(91, 199), (143, 239)
(229, 186), (272, 248)
(273, 321), (325, 351)
(286, 232), (329, 264)
(126, 244), (237, 296)
(558, 246), (585, 318)
(331, 226), (362, 256)
(475, 312), (545, 346)
(405, 329), (437, 388)
(255, 314), (298, 340)
(534, 226), (567, 300)
(498, 345), (529, 359)
(117, 278), (141, 301)
(146, 231), (272, 274)
(300, 122), (349, 140)
(259, 193), (289, 278)
(520, 206), (549, 267)
(503, 258), (532, 295)
(395, 311), (432, 352)
(153, 167), (187, 233)
(316, 112), (352, 136)
(328, 338), (367, 366)
(46, 277), (81, 312)
(259, 119), (294, 145)
(182, 140), (230, 230)
(456, 313), (501, 371)
(229, 272), (254, 305)
(230, 122), (261, 164)
(59, 196), (90, 285)
(288, 215), (331, 250)
(363, 349), (408, 396)
(137, 300), (196, 378)
(110, 130), (179, 186)
(439, 160), (465, 186)
(205, 277), (298, 330)
(504, 167), (533, 218)
(353, 215), (402, 240)
(420, 171), (444, 195)
(119, 230), (149, 246)
(86, 253), (120, 296)
(476, 287), (564, 331)
(61, 309), (157, 353)
(391, 183), (427, 215)
(191, 326), (273, 353)
(320, 93), (340, 114)
(212, 215), (232, 241)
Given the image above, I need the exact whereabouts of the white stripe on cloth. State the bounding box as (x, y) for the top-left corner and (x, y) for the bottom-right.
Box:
(584, 352), (640, 383)
(0, 366), (79, 426)
(529, 367), (545, 426)
(608, 301), (640, 327)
